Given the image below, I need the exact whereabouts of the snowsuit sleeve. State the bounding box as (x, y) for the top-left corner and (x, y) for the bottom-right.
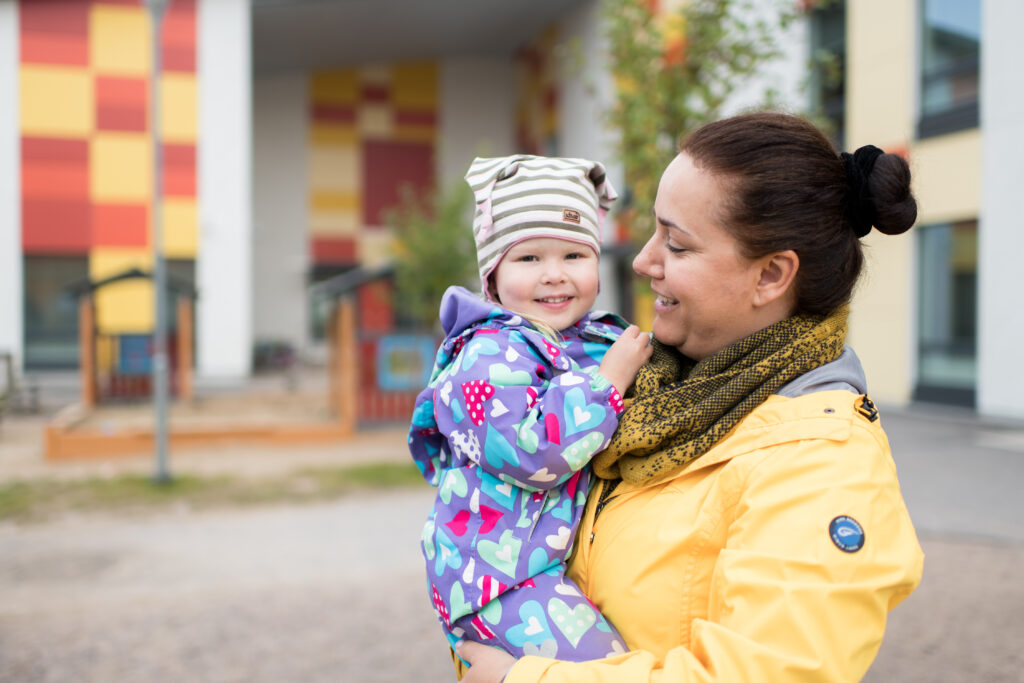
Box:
(434, 326), (623, 492)
(504, 420), (924, 682)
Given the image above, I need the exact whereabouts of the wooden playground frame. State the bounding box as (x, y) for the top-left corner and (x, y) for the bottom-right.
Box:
(44, 281), (360, 461)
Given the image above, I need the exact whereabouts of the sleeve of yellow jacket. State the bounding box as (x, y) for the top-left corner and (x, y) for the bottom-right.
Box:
(505, 416), (925, 682)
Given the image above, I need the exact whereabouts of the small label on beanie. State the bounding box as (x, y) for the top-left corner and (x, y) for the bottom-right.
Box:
(562, 208), (581, 224)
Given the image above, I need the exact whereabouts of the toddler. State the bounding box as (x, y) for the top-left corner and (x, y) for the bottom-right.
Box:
(409, 155), (651, 663)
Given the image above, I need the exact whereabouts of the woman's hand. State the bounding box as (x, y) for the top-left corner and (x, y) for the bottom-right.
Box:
(456, 641), (516, 683)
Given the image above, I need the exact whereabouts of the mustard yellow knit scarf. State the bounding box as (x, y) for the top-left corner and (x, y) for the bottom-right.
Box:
(592, 306), (849, 485)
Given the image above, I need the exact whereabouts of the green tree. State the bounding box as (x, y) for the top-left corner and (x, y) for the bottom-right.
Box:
(604, 0), (794, 243)
(386, 184), (477, 328)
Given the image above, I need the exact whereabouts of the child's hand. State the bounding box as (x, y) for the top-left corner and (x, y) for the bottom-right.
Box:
(599, 325), (653, 395)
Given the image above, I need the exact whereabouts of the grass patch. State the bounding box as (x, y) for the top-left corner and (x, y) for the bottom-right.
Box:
(0, 462), (427, 524)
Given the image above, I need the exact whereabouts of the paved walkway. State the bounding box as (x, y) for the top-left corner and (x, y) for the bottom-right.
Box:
(1, 401), (1023, 681)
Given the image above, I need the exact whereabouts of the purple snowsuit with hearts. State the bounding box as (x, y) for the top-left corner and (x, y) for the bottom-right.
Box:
(408, 286), (628, 662)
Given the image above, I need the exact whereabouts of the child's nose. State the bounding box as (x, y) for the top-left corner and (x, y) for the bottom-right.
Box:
(541, 261), (567, 283)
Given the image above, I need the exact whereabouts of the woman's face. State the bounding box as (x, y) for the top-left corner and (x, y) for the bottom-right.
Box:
(633, 153), (787, 361)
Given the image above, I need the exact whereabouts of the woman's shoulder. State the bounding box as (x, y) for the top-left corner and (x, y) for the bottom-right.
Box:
(712, 389), (891, 468)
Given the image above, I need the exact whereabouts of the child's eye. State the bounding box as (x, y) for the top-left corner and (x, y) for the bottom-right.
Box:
(517, 254), (538, 262)
(564, 252), (584, 260)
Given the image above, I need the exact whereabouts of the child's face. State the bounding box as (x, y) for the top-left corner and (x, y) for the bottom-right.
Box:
(491, 237), (600, 331)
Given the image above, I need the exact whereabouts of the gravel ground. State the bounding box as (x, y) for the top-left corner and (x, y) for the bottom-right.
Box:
(0, 489), (453, 683)
(2, 403), (1024, 682)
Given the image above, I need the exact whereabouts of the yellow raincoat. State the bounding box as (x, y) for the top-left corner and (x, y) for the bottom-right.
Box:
(506, 389), (924, 682)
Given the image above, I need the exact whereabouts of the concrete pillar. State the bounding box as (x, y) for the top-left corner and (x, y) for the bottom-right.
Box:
(0, 1), (22, 374)
(978, 0), (1024, 419)
(197, 0), (252, 381)
(438, 58), (516, 189)
(252, 74), (309, 353)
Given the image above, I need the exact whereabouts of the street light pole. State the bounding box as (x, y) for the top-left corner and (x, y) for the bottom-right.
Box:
(144, 0), (171, 483)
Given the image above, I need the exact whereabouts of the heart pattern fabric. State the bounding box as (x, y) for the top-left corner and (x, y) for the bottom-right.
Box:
(407, 286), (632, 661)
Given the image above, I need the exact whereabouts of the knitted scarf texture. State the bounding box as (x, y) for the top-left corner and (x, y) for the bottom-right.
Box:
(592, 306), (849, 485)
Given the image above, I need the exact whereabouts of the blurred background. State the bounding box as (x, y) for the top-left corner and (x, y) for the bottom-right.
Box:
(1, 0), (1019, 423)
(2, 0), (1023, 681)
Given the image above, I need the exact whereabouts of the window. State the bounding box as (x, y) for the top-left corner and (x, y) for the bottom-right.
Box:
(915, 220), (977, 406)
(918, 0), (980, 138)
(23, 255), (89, 369)
(809, 0), (847, 148)
(309, 264), (357, 342)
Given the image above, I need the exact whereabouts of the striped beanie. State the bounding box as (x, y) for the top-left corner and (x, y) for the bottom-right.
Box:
(464, 154), (617, 298)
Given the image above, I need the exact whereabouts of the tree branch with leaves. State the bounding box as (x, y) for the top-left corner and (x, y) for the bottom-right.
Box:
(604, 0), (795, 243)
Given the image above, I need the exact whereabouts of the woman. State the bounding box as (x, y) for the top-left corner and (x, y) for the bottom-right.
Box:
(456, 112), (924, 682)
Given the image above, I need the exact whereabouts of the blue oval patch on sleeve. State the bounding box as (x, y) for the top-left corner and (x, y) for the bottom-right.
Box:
(829, 515), (865, 553)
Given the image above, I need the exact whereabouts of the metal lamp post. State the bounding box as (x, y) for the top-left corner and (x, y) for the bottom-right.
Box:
(143, 0), (171, 483)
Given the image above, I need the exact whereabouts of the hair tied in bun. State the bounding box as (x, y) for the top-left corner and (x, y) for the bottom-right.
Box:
(840, 145), (884, 238)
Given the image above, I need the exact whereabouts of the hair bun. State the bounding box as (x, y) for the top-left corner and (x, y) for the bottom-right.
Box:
(841, 145), (917, 237)
(868, 153), (917, 236)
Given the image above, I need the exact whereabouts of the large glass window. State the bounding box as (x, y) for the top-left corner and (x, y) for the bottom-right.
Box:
(915, 220), (977, 406)
(24, 255), (89, 369)
(919, 0), (980, 137)
(809, 0), (846, 148)
(309, 264), (357, 342)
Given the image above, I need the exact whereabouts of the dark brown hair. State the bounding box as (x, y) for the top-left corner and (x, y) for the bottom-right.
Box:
(680, 112), (917, 315)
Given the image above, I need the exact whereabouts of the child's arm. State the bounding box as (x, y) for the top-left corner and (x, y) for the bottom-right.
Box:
(596, 325), (652, 395)
(433, 327), (649, 492)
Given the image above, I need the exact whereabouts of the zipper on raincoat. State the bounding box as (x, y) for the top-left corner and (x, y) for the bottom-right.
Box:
(588, 478), (621, 544)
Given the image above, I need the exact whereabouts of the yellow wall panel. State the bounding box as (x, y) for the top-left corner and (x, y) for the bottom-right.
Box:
(91, 133), (151, 202)
(311, 126), (359, 146)
(392, 62), (437, 109)
(311, 70), (360, 105)
(847, 0), (914, 148)
(311, 191), (360, 213)
(91, 5), (150, 76)
(392, 126), (436, 144)
(358, 229), (396, 269)
(845, 0), (918, 405)
(911, 130), (982, 225)
(162, 198), (197, 258)
(310, 211), (359, 236)
(358, 104), (393, 138)
(161, 74), (197, 143)
(90, 248), (154, 333)
(309, 145), (360, 190)
(20, 66), (93, 137)
(96, 333), (116, 374)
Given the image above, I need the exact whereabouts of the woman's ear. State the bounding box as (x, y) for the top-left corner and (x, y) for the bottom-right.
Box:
(753, 249), (799, 308)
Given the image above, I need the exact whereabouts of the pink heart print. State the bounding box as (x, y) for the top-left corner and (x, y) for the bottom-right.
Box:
(432, 583), (451, 627)
(462, 379), (496, 425)
(471, 614), (496, 639)
(478, 574), (510, 607)
(446, 509), (472, 537)
(609, 386), (624, 413)
(526, 386), (538, 409)
(479, 505), (504, 534)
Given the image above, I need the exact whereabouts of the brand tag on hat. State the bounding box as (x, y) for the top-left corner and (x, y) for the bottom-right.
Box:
(562, 208), (581, 224)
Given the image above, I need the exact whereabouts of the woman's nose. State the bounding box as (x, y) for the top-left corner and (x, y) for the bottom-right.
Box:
(633, 237), (663, 279)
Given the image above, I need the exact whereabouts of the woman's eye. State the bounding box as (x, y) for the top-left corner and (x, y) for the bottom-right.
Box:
(666, 242), (687, 254)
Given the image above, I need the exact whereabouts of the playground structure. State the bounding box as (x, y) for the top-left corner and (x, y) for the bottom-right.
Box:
(42, 267), (429, 461)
